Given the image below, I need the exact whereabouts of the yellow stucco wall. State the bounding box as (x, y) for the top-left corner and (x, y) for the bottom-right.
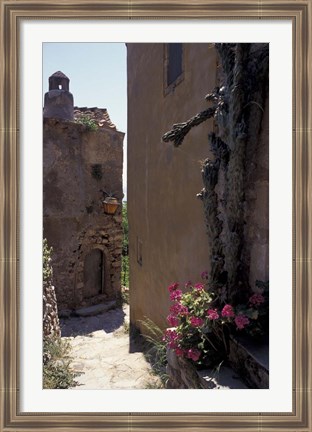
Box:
(127, 43), (218, 331)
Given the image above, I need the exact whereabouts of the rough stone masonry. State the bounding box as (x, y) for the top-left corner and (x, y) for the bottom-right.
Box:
(43, 71), (124, 313)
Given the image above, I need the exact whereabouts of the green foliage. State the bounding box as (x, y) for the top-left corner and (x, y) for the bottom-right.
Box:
(43, 238), (53, 286)
(140, 317), (169, 387)
(122, 202), (128, 255)
(43, 337), (80, 389)
(121, 256), (129, 289)
(121, 283), (129, 305)
(121, 202), (129, 288)
(75, 114), (98, 131)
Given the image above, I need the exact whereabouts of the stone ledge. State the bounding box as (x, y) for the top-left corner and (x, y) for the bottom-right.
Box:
(75, 301), (117, 317)
(166, 349), (248, 389)
(228, 335), (269, 389)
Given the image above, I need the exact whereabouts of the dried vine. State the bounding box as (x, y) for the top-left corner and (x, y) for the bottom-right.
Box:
(162, 43), (269, 304)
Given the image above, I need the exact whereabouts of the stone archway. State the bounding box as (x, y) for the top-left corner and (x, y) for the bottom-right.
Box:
(73, 237), (118, 308)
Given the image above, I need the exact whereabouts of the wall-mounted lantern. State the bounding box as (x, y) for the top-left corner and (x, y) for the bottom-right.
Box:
(100, 190), (120, 215)
(102, 196), (119, 215)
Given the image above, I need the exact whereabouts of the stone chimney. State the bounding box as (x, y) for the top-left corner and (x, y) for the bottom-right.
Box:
(43, 71), (74, 121)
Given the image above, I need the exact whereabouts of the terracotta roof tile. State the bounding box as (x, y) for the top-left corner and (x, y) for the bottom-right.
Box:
(73, 107), (117, 130)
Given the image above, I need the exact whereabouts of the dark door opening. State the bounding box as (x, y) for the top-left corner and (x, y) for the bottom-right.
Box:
(84, 248), (103, 298)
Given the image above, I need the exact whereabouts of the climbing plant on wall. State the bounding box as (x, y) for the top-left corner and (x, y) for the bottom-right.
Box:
(162, 43), (269, 305)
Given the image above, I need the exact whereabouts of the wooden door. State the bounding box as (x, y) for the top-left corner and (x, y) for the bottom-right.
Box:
(84, 249), (103, 298)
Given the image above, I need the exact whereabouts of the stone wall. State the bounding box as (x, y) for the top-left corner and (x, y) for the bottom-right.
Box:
(43, 282), (61, 338)
(43, 117), (124, 311)
(166, 343), (268, 389)
(166, 349), (207, 389)
(244, 98), (269, 289)
(228, 335), (269, 389)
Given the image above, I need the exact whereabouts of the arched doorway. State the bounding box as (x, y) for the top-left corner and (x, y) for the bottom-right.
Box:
(83, 248), (104, 299)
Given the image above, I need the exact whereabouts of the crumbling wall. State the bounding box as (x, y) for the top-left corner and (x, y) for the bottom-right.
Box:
(43, 118), (124, 311)
(43, 282), (61, 338)
(43, 238), (61, 337)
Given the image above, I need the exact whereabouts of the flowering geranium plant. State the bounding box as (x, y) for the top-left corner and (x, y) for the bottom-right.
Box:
(163, 275), (269, 367)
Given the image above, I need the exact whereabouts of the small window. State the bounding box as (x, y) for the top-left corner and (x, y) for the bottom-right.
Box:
(167, 43), (183, 85)
(58, 84), (62, 90)
(164, 43), (184, 94)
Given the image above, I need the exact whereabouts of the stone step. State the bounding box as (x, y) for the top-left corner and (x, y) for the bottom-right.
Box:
(75, 300), (117, 317)
(197, 364), (248, 389)
(228, 334), (269, 389)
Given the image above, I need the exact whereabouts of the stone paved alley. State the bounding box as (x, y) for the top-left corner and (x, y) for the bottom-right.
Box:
(60, 304), (250, 390)
(60, 305), (162, 389)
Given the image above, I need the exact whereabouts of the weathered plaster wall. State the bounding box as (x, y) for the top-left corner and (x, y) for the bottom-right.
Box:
(127, 43), (217, 331)
(127, 43), (269, 333)
(43, 118), (124, 311)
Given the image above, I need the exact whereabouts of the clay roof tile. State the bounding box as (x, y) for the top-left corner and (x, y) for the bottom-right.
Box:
(73, 107), (117, 130)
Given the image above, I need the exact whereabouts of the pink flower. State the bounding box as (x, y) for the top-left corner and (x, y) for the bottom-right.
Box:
(194, 283), (204, 291)
(186, 348), (201, 362)
(235, 314), (250, 330)
(249, 293), (265, 307)
(170, 303), (189, 316)
(168, 282), (179, 293)
(180, 305), (189, 316)
(221, 304), (235, 318)
(163, 329), (179, 341)
(190, 316), (204, 327)
(168, 340), (178, 349)
(167, 314), (179, 327)
(184, 280), (192, 288)
(175, 347), (185, 357)
(170, 289), (182, 302)
(207, 309), (219, 320)
(201, 270), (208, 279)
(163, 329), (180, 349)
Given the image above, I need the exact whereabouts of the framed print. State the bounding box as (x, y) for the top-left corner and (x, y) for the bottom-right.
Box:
(0, 1), (311, 431)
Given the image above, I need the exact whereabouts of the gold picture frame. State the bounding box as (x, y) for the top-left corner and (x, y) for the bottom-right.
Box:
(0, 1), (311, 430)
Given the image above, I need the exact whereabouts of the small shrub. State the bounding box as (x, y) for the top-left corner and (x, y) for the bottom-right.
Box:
(123, 319), (130, 334)
(122, 202), (129, 256)
(75, 114), (98, 131)
(140, 318), (169, 387)
(43, 337), (80, 389)
(121, 256), (129, 289)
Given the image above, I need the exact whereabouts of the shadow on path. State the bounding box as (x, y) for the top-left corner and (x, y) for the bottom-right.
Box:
(60, 306), (126, 337)
(59, 305), (162, 389)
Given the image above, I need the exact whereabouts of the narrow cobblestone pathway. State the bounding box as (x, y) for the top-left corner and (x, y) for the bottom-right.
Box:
(60, 305), (162, 389)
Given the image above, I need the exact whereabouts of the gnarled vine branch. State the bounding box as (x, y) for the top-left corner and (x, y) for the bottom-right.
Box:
(162, 43), (269, 304)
